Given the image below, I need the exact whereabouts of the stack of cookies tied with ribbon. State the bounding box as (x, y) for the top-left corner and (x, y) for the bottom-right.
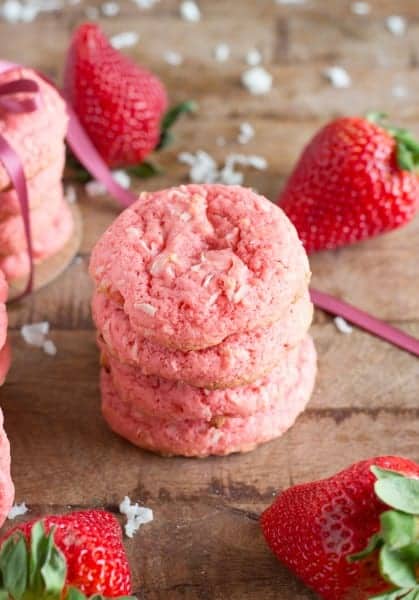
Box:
(0, 269), (14, 525)
(0, 65), (74, 291)
(90, 184), (317, 457)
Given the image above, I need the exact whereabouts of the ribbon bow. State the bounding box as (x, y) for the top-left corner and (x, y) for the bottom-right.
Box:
(0, 76), (40, 296)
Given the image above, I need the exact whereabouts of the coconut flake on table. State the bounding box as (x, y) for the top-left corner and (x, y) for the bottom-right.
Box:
(386, 15), (407, 37)
(334, 316), (353, 334)
(351, 1), (370, 15)
(178, 150), (267, 185)
(164, 50), (183, 66)
(241, 66), (272, 95)
(101, 1), (120, 16)
(275, 0), (305, 4)
(65, 185), (77, 204)
(8, 502), (29, 520)
(113, 170), (131, 189)
(85, 180), (107, 197)
(1, 0), (62, 22)
(246, 48), (262, 66)
(84, 5), (98, 18)
(238, 122), (255, 144)
(131, 0), (159, 7)
(323, 66), (352, 88)
(119, 496), (154, 538)
(392, 84), (408, 98)
(110, 31), (140, 49)
(21, 322), (57, 355)
(180, 0), (200, 22)
(214, 43), (230, 63)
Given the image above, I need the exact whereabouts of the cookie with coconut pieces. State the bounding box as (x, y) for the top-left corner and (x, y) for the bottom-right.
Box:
(0, 146), (65, 220)
(0, 407), (14, 525)
(0, 68), (68, 191)
(90, 184), (310, 350)
(0, 183), (64, 255)
(100, 336), (316, 457)
(93, 290), (313, 389)
(0, 200), (73, 281)
(0, 342), (11, 386)
(102, 335), (315, 421)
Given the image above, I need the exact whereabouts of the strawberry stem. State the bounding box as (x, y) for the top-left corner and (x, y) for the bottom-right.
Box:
(157, 100), (198, 150)
(366, 112), (419, 172)
(348, 467), (419, 600)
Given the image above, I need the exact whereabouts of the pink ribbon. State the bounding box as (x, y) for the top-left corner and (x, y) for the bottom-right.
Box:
(0, 62), (417, 358)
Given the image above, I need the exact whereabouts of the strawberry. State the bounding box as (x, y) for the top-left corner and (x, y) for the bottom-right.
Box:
(0, 509), (135, 599)
(278, 115), (419, 253)
(64, 23), (194, 169)
(261, 456), (419, 599)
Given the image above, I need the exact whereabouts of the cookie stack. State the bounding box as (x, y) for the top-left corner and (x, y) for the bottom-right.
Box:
(0, 271), (10, 385)
(0, 67), (73, 282)
(90, 184), (317, 457)
(0, 270), (15, 525)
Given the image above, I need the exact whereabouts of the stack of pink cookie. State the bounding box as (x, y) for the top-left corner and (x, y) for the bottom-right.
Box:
(0, 67), (73, 282)
(0, 271), (10, 385)
(90, 184), (317, 457)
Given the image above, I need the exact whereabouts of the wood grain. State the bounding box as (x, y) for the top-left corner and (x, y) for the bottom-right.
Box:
(0, 1), (418, 598)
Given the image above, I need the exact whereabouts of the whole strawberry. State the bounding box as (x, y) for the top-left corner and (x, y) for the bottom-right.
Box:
(261, 456), (419, 599)
(0, 509), (135, 598)
(279, 115), (419, 252)
(64, 23), (193, 169)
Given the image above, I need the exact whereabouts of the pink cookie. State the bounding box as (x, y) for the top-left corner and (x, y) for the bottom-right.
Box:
(90, 184), (310, 350)
(0, 200), (74, 281)
(0, 408), (14, 526)
(0, 270), (8, 303)
(0, 67), (68, 191)
(0, 183), (63, 255)
(103, 335), (316, 421)
(0, 341), (11, 386)
(101, 337), (316, 457)
(0, 146), (66, 220)
(0, 303), (7, 351)
(94, 291), (313, 389)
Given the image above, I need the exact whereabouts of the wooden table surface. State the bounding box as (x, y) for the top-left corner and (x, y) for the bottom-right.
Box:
(1, 1), (419, 598)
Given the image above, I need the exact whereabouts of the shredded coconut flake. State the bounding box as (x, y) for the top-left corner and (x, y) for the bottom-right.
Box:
(65, 185), (77, 204)
(238, 122), (255, 144)
(119, 496), (153, 538)
(21, 322), (57, 355)
(84, 5), (98, 18)
(202, 273), (214, 288)
(241, 66), (272, 95)
(351, 1), (370, 15)
(113, 170), (131, 189)
(131, 0), (159, 7)
(111, 31), (140, 49)
(214, 43), (230, 63)
(43, 339), (57, 356)
(275, 0), (305, 4)
(180, 0), (200, 22)
(8, 502), (28, 520)
(164, 50), (183, 66)
(207, 292), (220, 307)
(136, 302), (157, 316)
(101, 1), (120, 15)
(1, 0), (62, 22)
(85, 180), (107, 197)
(246, 48), (262, 66)
(392, 84), (408, 98)
(386, 15), (407, 37)
(334, 316), (353, 334)
(179, 150), (267, 185)
(323, 66), (352, 88)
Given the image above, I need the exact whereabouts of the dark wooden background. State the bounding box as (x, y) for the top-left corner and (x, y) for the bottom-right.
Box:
(0, 1), (418, 598)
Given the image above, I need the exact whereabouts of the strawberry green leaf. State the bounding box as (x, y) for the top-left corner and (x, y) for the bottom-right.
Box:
(381, 511), (416, 549)
(371, 467), (406, 481)
(371, 591), (416, 600)
(0, 590), (8, 600)
(157, 100), (197, 150)
(348, 533), (382, 562)
(66, 588), (86, 600)
(0, 534), (28, 599)
(127, 161), (163, 179)
(374, 477), (419, 515)
(39, 528), (67, 596)
(379, 545), (417, 588)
